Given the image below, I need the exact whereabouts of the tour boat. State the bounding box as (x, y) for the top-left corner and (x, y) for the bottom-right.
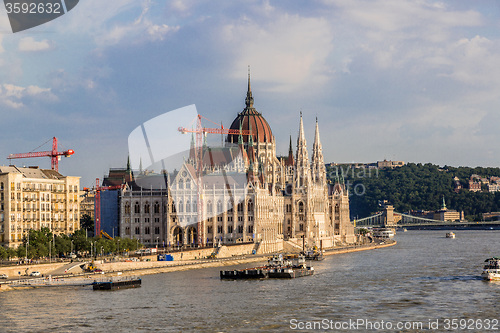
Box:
(373, 228), (395, 238)
(446, 232), (456, 238)
(482, 257), (500, 281)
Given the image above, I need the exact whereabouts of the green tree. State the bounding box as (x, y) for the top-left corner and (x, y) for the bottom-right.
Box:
(80, 214), (94, 233)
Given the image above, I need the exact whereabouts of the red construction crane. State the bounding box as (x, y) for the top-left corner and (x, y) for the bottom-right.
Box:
(178, 114), (252, 247)
(94, 178), (124, 237)
(7, 137), (74, 172)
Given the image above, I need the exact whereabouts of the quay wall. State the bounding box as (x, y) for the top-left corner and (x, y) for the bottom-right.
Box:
(0, 262), (67, 278)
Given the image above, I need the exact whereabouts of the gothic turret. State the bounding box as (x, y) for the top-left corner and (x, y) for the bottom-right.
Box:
(286, 135), (294, 166)
(294, 112), (310, 189)
(311, 118), (326, 184)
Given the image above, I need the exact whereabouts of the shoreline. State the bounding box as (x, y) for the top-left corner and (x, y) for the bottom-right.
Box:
(0, 240), (396, 292)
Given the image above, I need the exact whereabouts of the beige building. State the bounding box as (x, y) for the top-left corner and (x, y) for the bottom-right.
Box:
(79, 189), (95, 220)
(433, 197), (462, 222)
(377, 160), (405, 169)
(0, 166), (80, 248)
(119, 76), (355, 253)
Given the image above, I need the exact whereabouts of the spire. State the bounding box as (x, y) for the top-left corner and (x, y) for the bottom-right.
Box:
(311, 117), (326, 184)
(126, 155), (131, 171)
(245, 65), (254, 108)
(442, 196), (447, 210)
(297, 111), (305, 145)
(294, 112), (310, 189)
(286, 135), (294, 166)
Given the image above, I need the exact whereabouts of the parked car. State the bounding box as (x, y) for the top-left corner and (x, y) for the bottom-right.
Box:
(30, 271), (41, 277)
(0, 273), (8, 279)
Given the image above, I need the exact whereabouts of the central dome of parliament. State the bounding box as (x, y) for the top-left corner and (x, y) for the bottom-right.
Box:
(226, 75), (273, 144)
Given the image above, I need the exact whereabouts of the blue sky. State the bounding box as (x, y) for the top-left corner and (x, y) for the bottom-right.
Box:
(1, 0), (500, 187)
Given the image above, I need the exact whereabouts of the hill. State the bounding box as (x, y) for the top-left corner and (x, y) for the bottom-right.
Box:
(325, 163), (500, 221)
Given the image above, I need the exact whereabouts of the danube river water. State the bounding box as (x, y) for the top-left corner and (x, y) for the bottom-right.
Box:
(1, 230), (499, 332)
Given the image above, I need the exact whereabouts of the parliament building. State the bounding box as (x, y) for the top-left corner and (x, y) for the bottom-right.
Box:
(115, 76), (355, 253)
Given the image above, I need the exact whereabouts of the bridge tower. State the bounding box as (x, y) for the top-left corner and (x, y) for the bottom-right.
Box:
(383, 205), (396, 227)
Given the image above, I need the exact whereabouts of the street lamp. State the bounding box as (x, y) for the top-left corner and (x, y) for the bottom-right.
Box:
(117, 239), (120, 256)
(70, 240), (73, 256)
(90, 241), (93, 258)
(156, 237), (159, 250)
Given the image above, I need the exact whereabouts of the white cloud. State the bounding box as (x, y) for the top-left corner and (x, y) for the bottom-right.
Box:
(147, 24), (180, 41)
(18, 37), (52, 52)
(221, 13), (334, 93)
(0, 84), (56, 108)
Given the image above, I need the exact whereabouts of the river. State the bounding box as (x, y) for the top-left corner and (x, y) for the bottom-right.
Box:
(0, 230), (499, 332)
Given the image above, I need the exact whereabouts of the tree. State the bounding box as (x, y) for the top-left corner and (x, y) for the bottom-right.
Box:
(72, 228), (90, 253)
(80, 214), (94, 234)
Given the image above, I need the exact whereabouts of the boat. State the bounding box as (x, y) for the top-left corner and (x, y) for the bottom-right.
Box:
(482, 257), (500, 281)
(220, 254), (314, 280)
(373, 228), (395, 238)
(92, 276), (142, 290)
(219, 267), (268, 280)
(446, 232), (456, 238)
(302, 250), (324, 261)
(268, 255), (314, 278)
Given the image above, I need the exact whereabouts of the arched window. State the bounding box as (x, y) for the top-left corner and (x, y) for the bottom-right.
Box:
(335, 204), (340, 215)
(217, 200), (223, 214)
(207, 200), (213, 212)
(186, 200), (191, 212)
(247, 200), (254, 213)
(125, 202), (131, 214)
(192, 200), (197, 212)
(178, 200), (184, 213)
(154, 202), (160, 214)
(299, 224), (304, 231)
(185, 178), (191, 189)
(237, 202), (244, 212)
(144, 202), (150, 214)
(298, 201), (304, 213)
(134, 202), (140, 214)
(178, 179), (183, 189)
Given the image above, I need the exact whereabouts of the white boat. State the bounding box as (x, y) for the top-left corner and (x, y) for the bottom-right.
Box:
(446, 232), (455, 238)
(482, 257), (500, 281)
(373, 228), (395, 238)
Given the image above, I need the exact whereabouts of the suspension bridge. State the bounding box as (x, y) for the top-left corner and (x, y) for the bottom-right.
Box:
(354, 205), (500, 229)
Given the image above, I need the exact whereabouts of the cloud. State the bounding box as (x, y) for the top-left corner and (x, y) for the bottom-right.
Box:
(18, 37), (52, 52)
(221, 12), (334, 93)
(0, 84), (56, 108)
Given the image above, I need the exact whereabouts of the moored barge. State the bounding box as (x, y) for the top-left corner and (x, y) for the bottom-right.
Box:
(92, 276), (141, 290)
(220, 254), (314, 280)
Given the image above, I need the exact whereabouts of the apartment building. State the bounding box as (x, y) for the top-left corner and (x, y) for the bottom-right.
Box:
(0, 166), (80, 248)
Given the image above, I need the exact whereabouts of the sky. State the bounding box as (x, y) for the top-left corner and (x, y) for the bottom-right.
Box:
(1, 0), (500, 188)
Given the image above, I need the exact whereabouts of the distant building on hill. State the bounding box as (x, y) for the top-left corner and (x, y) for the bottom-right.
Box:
(433, 197), (462, 222)
(376, 160), (405, 169)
